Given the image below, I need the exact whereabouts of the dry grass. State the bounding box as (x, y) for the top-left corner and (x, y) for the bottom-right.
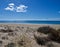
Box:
(0, 24), (60, 47)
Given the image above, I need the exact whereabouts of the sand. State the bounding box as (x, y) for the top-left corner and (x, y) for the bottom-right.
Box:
(0, 24), (60, 47)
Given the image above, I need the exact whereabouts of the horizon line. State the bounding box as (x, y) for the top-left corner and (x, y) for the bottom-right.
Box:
(0, 18), (60, 21)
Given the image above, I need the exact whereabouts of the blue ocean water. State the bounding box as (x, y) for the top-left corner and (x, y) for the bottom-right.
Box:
(0, 20), (60, 24)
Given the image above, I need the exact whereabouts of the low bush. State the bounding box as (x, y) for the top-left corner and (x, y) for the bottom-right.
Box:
(18, 40), (25, 46)
(34, 34), (47, 45)
(0, 41), (2, 44)
(37, 26), (56, 34)
(5, 43), (15, 47)
(2, 36), (8, 40)
(37, 26), (60, 43)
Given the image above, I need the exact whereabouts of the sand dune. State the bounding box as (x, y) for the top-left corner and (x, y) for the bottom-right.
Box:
(0, 24), (60, 47)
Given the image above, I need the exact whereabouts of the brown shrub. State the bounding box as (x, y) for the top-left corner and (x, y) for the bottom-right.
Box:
(2, 36), (8, 40)
(34, 34), (49, 45)
(46, 42), (54, 47)
(0, 41), (2, 44)
(18, 40), (25, 46)
(8, 32), (16, 36)
(0, 29), (13, 33)
(5, 43), (15, 47)
(49, 31), (60, 43)
(57, 29), (60, 31)
(37, 26), (56, 34)
(37, 26), (60, 43)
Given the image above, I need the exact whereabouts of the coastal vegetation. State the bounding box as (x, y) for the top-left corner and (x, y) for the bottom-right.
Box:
(0, 24), (60, 47)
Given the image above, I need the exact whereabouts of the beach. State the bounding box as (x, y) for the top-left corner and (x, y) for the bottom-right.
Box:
(0, 24), (60, 47)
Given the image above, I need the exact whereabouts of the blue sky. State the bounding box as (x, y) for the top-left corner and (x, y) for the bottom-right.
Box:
(0, 0), (60, 20)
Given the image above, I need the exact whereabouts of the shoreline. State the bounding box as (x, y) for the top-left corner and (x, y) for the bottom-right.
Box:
(0, 23), (60, 29)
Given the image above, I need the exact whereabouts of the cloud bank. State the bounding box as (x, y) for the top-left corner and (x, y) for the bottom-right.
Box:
(5, 3), (28, 12)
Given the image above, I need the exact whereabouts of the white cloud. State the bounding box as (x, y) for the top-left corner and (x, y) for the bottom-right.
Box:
(5, 3), (28, 12)
(16, 5), (28, 12)
(5, 3), (14, 11)
(5, 6), (14, 11)
(8, 3), (14, 6)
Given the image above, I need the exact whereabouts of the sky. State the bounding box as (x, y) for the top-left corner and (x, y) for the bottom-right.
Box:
(0, 0), (60, 20)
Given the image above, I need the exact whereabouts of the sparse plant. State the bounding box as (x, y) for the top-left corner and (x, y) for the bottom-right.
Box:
(47, 42), (54, 47)
(18, 40), (25, 46)
(8, 32), (16, 36)
(34, 34), (47, 45)
(0, 41), (2, 44)
(5, 43), (15, 47)
(2, 36), (8, 40)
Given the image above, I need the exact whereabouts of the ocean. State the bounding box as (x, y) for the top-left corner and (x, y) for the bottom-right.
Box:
(0, 20), (60, 24)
